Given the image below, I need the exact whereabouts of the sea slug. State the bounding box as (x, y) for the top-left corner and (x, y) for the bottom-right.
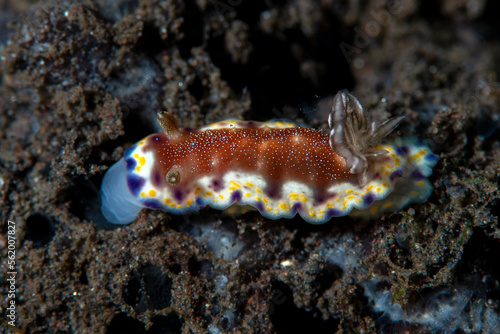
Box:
(100, 90), (438, 224)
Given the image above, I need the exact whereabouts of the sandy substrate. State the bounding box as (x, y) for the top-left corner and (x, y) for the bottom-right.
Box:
(0, 0), (499, 333)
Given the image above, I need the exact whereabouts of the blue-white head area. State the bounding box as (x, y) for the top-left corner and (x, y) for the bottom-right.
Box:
(100, 158), (144, 225)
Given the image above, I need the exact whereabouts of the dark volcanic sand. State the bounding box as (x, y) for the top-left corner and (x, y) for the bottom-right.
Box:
(1, 0), (499, 333)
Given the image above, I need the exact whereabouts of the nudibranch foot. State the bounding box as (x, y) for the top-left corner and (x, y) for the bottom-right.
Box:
(101, 158), (143, 225)
(100, 91), (437, 225)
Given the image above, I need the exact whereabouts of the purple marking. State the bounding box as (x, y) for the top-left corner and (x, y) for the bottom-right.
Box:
(326, 208), (342, 217)
(143, 198), (162, 210)
(395, 146), (408, 156)
(174, 188), (184, 202)
(196, 197), (204, 206)
(242, 121), (258, 128)
(152, 171), (162, 187)
(125, 158), (137, 171)
(255, 202), (264, 212)
(211, 179), (223, 192)
(425, 153), (438, 162)
(389, 168), (404, 181)
(266, 186), (279, 199)
(411, 169), (426, 180)
(151, 135), (163, 142)
(291, 203), (303, 214)
(314, 191), (335, 205)
(128, 175), (145, 196)
(363, 192), (375, 206)
(314, 194), (326, 204)
(230, 191), (242, 203)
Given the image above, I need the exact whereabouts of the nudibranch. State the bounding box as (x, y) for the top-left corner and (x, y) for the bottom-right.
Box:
(100, 91), (438, 225)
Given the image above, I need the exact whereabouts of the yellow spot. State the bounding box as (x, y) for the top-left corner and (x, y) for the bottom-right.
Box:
(370, 206), (378, 214)
(343, 200), (347, 206)
(140, 192), (146, 198)
(384, 202), (393, 208)
(346, 189), (353, 194)
(176, 205), (181, 209)
(416, 181), (425, 186)
(280, 203), (289, 211)
(219, 194), (224, 199)
(309, 211), (315, 217)
(206, 191), (213, 196)
(263, 198), (268, 204)
(348, 195), (355, 200)
(149, 190), (156, 197)
(274, 209), (278, 214)
(136, 166), (141, 172)
(266, 206), (271, 211)
(255, 196), (260, 201)
(194, 187), (201, 196)
(245, 193), (251, 197)
(367, 185), (374, 191)
(229, 187), (236, 191)
(187, 199), (193, 205)
(139, 141), (144, 145)
(256, 188), (262, 193)
(335, 198), (340, 202)
(139, 157), (146, 166)
(169, 203), (176, 207)
(410, 191), (419, 196)
(327, 203), (333, 208)
(134, 153), (139, 158)
(384, 170), (390, 176)
(319, 210), (325, 213)
(356, 199), (361, 202)
(164, 198), (170, 203)
(382, 182), (390, 188)
(245, 182), (254, 187)
(318, 215), (323, 218)
(229, 181), (241, 188)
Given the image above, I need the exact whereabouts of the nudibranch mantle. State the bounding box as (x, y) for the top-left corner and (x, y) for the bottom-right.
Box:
(101, 91), (438, 225)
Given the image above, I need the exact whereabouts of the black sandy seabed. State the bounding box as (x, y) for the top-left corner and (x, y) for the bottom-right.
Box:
(0, 0), (499, 333)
